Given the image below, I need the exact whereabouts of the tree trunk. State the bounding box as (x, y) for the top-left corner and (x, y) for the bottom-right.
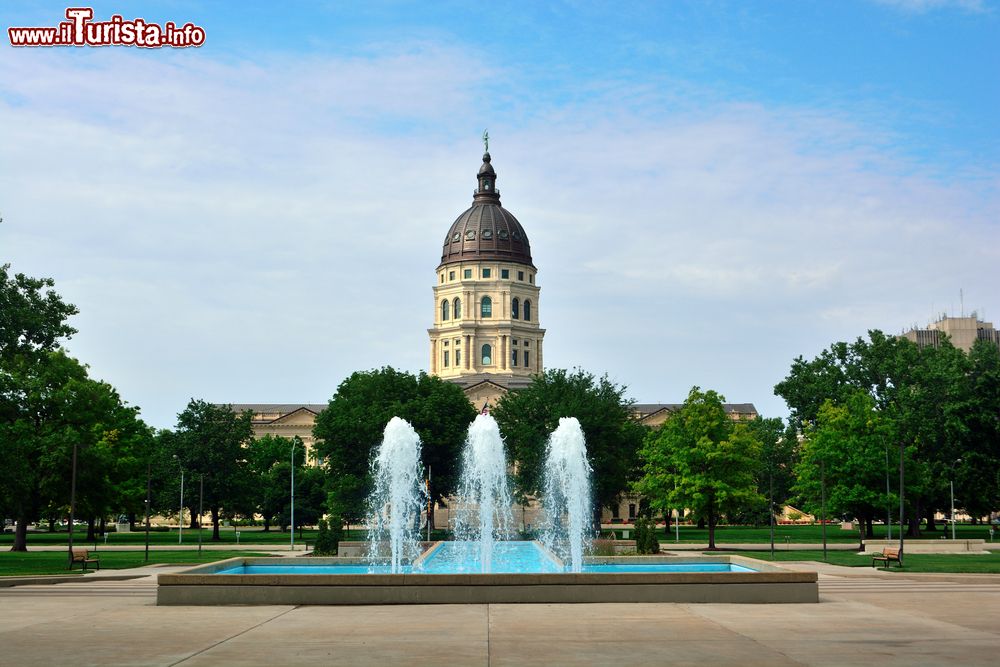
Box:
(697, 517), (706, 529)
(907, 501), (922, 537)
(925, 507), (938, 532)
(189, 509), (198, 530)
(98, 516), (106, 537)
(47, 518), (55, 532)
(128, 512), (136, 531)
(865, 515), (874, 538)
(11, 516), (28, 551)
(211, 507), (221, 541)
(663, 508), (671, 535)
(707, 495), (717, 550)
(85, 517), (96, 542)
(262, 516), (270, 532)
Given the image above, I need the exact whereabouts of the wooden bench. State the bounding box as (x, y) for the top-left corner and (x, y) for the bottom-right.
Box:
(872, 546), (902, 569)
(70, 548), (100, 572)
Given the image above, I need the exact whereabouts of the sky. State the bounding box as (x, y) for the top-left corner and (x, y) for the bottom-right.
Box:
(1, 1), (998, 429)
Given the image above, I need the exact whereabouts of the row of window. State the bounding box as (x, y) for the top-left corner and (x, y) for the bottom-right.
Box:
(439, 268), (535, 283)
(442, 343), (531, 368)
(441, 297), (532, 321)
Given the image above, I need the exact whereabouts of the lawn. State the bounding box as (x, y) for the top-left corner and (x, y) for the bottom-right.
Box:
(0, 550), (269, 577)
(0, 527), (449, 548)
(626, 523), (999, 544)
(723, 549), (1000, 573)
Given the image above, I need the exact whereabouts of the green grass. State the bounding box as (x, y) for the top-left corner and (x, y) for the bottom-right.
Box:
(0, 527), (450, 547)
(608, 523), (1000, 544)
(0, 550), (270, 577)
(720, 549), (1000, 573)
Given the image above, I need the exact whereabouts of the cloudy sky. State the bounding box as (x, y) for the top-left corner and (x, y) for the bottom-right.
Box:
(2, 1), (998, 429)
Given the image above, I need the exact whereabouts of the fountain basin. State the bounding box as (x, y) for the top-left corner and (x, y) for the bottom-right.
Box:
(156, 550), (817, 605)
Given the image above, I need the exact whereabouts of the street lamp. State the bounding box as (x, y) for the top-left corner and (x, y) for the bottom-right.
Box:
(198, 474), (204, 555)
(67, 441), (79, 569)
(144, 461), (151, 562)
(290, 437), (299, 551)
(950, 458), (963, 541)
(172, 455), (184, 545)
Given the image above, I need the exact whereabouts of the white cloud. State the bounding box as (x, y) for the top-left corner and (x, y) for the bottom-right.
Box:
(1, 44), (997, 427)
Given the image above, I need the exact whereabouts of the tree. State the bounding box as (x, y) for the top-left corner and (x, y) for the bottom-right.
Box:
(636, 387), (762, 550)
(793, 392), (893, 549)
(743, 416), (796, 527)
(491, 368), (644, 525)
(312, 367), (475, 528)
(0, 264), (78, 361)
(169, 400), (254, 540)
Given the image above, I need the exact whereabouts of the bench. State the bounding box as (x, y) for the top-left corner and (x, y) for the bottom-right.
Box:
(70, 548), (100, 572)
(872, 546), (902, 569)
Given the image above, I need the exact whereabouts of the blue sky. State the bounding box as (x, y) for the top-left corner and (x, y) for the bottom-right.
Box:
(2, 1), (998, 428)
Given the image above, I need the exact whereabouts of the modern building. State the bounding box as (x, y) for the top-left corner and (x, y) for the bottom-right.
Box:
(902, 314), (1000, 353)
(428, 149), (545, 409)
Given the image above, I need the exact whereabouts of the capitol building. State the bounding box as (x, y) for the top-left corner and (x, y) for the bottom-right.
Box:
(229, 147), (756, 464)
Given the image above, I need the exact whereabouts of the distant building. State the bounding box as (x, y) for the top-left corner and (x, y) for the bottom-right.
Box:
(902, 314), (1000, 353)
(227, 403), (325, 462)
(632, 403), (758, 428)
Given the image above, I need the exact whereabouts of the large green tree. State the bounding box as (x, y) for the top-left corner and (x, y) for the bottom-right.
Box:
(169, 400), (255, 540)
(492, 369), (644, 525)
(312, 367), (476, 527)
(794, 392), (894, 548)
(636, 387), (762, 549)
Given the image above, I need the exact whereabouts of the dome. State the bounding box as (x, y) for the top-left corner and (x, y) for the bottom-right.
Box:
(439, 153), (534, 269)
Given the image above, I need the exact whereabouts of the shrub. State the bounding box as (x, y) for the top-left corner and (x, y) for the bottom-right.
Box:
(634, 516), (660, 555)
(313, 519), (338, 556)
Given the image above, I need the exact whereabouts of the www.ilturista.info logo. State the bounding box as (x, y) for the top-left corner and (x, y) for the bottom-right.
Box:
(8, 7), (205, 48)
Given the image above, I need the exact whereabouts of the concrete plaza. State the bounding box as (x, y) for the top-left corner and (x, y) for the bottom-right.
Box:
(1, 562), (999, 666)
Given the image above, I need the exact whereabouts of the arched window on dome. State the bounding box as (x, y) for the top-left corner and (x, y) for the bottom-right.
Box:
(481, 344), (492, 365)
(481, 296), (492, 318)
(441, 299), (450, 321)
(453, 297), (462, 319)
(511, 297), (520, 320)
(523, 300), (532, 322)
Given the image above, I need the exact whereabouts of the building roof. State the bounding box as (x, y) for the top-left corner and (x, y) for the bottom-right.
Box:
(227, 403), (327, 415)
(632, 403), (758, 416)
(439, 152), (534, 269)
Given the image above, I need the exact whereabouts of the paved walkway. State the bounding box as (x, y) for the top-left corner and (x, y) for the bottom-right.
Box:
(1, 562), (999, 666)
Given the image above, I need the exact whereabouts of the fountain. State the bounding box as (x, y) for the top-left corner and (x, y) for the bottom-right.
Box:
(451, 413), (514, 573)
(365, 416), (426, 573)
(158, 415), (818, 605)
(540, 417), (593, 572)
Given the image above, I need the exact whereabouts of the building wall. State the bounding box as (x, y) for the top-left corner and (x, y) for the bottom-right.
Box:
(903, 315), (1000, 353)
(429, 260), (544, 382)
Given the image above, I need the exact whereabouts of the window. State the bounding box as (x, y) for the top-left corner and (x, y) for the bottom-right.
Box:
(481, 344), (492, 365)
(512, 339), (518, 346)
(464, 269), (472, 279)
(439, 274), (444, 283)
(443, 351), (449, 367)
(523, 300), (531, 322)
(501, 268), (509, 279)
(456, 350), (461, 366)
(524, 340), (530, 347)
(441, 300), (450, 321)
(511, 297), (519, 319)
(511, 348), (517, 366)
(518, 271), (524, 281)
(482, 268), (491, 278)
(482, 229), (493, 240)
(628, 504), (636, 520)
(481, 296), (492, 318)
(524, 351), (529, 367)
(443, 340), (449, 346)
(529, 274), (534, 284)
(465, 230), (476, 240)
(449, 271), (455, 281)
(453, 297), (462, 319)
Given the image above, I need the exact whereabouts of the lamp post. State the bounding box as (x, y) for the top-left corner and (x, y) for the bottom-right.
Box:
(144, 461), (151, 562)
(198, 474), (204, 555)
(884, 439), (892, 541)
(950, 458), (963, 541)
(172, 455), (184, 545)
(67, 441), (79, 569)
(290, 436), (300, 551)
(898, 440), (905, 564)
(821, 458), (827, 562)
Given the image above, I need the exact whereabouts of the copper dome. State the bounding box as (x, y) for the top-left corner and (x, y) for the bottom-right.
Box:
(439, 153), (534, 269)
